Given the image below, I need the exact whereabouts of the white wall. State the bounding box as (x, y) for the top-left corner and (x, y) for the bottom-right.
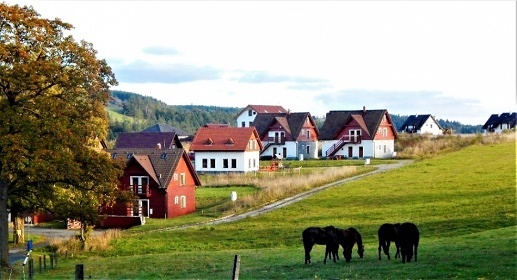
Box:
(235, 108), (256, 127)
(194, 151), (260, 173)
(321, 140), (395, 159)
(419, 118), (442, 135)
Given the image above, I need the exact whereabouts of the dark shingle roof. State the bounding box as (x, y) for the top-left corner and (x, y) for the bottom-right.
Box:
(482, 112), (517, 129)
(251, 112), (317, 140)
(142, 124), (190, 136)
(114, 132), (183, 149)
(399, 114), (442, 131)
(319, 109), (394, 140)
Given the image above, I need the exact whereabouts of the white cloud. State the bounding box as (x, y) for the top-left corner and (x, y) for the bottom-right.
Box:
(5, 0), (516, 125)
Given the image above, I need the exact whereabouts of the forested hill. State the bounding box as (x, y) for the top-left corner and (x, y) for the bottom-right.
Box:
(106, 90), (483, 141)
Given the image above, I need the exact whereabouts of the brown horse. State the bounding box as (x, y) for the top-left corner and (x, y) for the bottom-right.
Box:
(398, 222), (419, 263)
(377, 223), (401, 260)
(335, 227), (364, 262)
(302, 226), (340, 264)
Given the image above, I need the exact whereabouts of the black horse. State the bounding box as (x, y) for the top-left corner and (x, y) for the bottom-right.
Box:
(335, 227), (365, 262)
(302, 226), (340, 264)
(377, 223), (401, 260)
(398, 222), (419, 263)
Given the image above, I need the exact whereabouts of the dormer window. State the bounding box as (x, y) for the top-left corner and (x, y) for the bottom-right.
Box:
(226, 138), (235, 145)
(205, 138), (214, 145)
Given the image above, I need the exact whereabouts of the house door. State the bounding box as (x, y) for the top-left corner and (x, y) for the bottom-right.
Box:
(359, 147), (364, 158)
(272, 147), (277, 158)
(282, 147), (287, 159)
(348, 146), (353, 158)
(134, 199), (150, 217)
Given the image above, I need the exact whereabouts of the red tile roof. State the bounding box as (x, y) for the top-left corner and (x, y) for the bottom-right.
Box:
(189, 127), (262, 151)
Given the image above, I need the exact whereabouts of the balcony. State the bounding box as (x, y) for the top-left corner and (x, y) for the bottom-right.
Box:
(128, 184), (151, 197)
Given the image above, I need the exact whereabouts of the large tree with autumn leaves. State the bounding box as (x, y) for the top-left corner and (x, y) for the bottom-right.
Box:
(0, 3), (124, 266)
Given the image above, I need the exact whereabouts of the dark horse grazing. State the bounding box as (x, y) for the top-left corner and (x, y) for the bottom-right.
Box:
(398, 222), (420, 263)
(334, 227), (365, 262)
(302, 226), (340, 264)
(378, 223), (401, 260)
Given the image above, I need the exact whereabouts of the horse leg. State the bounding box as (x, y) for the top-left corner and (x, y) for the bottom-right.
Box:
(378, 240), (382, 260)
(394, 242), (400, 258)
(304, 243), (313, 264)
(384, 241), (391, 260)
(414, 244), (418, 262)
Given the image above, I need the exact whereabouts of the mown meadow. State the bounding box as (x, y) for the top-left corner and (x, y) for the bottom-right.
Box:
(18, 137), (517, 279)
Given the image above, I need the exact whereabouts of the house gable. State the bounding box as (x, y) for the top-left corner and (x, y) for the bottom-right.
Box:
(319, 108), (397, 140)
(107, 148), (201, 188)
(399, 114), (443, 133)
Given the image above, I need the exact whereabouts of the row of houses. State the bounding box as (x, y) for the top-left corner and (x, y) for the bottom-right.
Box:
(90, 105), (516, 228)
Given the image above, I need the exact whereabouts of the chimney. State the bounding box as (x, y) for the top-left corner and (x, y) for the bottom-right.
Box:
(362, 106), (366, 113)
(156, 143), (162, 149)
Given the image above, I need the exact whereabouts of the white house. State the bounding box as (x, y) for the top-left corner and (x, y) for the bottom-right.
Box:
(189, 126), (263, 173)
(399, 114), (443, 135)
(252, 112), (320, 160)
(235, 105), (287, 128)
(482, 112), (516, 134)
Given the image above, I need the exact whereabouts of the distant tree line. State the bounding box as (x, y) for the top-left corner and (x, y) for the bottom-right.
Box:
(107, 91), (483, 141)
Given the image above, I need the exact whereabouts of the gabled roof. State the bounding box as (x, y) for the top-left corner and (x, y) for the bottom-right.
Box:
(235, 104), (288, 118)
(142, 124), (190, 136)
(319, 109), (396, 140)
(252, 112), (318, 140)
(399, 114), (442, 131)
(106, 148), (201, 188)
(114, 132), (183, 149)
(482, 112), (517, 129)
(189, 127), (262, 151)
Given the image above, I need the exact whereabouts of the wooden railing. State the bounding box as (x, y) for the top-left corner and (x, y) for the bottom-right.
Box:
(128, 184), (151, 197)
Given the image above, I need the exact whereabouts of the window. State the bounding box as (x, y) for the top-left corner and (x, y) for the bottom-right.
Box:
(249, 121), (253, 127)
(306, 129), (310, 138)
(202, 159), (208, 168)
(241, 121), (245, 127)
(130, 176), (148, 195)
(180, 196), (187, 208)
(210, 159), (215, 168)
(223, 159), (229, 168)
(180, 173), (186, 186)
(173, 173), (178, 182)
(248, 110), (253, 116)
(174, 196), (179, 205)
(306, 145), (310, 154)
(231, 159), (237, 168)
(253, 158), (257, 168)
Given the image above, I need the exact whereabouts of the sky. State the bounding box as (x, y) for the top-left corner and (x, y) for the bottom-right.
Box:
(4, 1), (517, 125)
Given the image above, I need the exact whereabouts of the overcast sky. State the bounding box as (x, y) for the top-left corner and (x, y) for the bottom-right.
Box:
(5, 0), (517, 125)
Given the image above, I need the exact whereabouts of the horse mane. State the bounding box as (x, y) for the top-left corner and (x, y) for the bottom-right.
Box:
(346, 227), (363, 246)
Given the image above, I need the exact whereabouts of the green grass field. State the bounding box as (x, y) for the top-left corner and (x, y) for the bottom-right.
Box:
(26, 142), (517, 279)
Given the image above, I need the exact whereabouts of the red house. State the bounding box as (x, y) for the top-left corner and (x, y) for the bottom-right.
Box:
(101, 130), (201, 228)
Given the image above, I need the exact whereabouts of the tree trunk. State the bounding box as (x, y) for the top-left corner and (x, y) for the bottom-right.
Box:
(12, 215), (24, 244)
(0, 183), (10, 267)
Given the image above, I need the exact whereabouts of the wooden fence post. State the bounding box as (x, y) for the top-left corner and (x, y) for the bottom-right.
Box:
(232, 255), (240, 280)
(75, 264), (84, 280)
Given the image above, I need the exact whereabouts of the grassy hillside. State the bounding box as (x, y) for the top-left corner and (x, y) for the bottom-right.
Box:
(36, 141), (516, 279)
